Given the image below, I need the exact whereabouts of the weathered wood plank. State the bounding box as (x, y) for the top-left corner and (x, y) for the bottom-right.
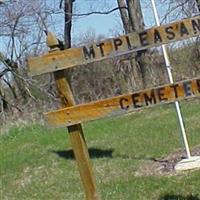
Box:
(54, 64), (100, 200)
(44, 77), (200, 128)
(28, 16), (200, 76)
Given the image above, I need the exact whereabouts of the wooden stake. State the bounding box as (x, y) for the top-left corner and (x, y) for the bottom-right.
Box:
(54, 68), (100, 200)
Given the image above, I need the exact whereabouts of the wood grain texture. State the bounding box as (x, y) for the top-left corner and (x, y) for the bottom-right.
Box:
(45, 77), (200, 128)
(28, 16), (200, 76)
(54, 60), (100, 200)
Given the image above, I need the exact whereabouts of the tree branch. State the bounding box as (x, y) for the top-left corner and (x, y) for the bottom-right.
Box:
(48, 6), (127, 17)
(72, 6), (127, 16)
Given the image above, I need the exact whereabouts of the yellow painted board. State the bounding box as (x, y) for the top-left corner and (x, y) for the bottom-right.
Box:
(28, 16), (200, 76)
(44, 77), (200, 128)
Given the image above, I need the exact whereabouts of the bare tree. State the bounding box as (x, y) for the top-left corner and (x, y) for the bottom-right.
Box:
(0, 0), (59, 113)
(116, 0), (147, 91)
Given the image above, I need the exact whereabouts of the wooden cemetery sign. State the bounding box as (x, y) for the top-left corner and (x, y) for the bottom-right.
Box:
(28, 15), (200, 200)
(28, 16), (200, 76)
(45, 77), (200, 127)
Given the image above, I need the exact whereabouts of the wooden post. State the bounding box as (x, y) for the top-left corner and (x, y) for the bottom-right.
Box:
(47, 1), (100, 198)
(53, 63), (100, 200)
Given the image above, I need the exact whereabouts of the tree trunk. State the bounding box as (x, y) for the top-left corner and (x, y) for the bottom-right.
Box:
(13, 70), (28, 102)
(117, 0), (146, 91)
(3, 78), (17, 99)
(127, 0), (147, 88)
(117, 0), (131, 34)
(0, 83), (8, 110)
(64, 0), (73, 48)
(1, 55), (28, 103)
(196, 0), (200, 11)
(126, 0), (144, 32)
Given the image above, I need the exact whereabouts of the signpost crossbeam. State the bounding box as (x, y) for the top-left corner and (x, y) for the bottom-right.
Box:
(44, 77), (200, 128)
(28, 16), (200, 76)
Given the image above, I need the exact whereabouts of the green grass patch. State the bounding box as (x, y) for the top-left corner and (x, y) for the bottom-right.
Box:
(1, 99), (200, 200)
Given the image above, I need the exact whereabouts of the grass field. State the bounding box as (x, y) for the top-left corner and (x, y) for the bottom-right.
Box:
(1, 99), (200, 200)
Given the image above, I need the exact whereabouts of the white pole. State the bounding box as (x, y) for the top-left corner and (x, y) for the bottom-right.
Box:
(150, 0), (191, 159)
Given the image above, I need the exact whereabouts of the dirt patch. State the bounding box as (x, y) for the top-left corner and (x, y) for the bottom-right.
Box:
(135, 146), (200, 176)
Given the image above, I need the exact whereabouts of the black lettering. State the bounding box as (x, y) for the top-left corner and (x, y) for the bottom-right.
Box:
(144, 90), (157, 106)
(131, 93), (142, 108)
(119, 98), (130, 110)
(96, 43), (105, 57)
(113, 38), (123, 51)
(192, 19), (200, 34)
(196, 79), (200, 93)
(139, 31), (149, 46)
(180, 22), (189, 37)
(183, 81), (192, 96)
(154, 29), (163, 43)
(125, 36), (132, 50)
(83, 46), (95, 60)
(170, 84), (179, 98)
(165, 26), (175, 40)
(157, 87), (168, 102)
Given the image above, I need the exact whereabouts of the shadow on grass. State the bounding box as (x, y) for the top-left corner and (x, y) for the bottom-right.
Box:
(52, 148), (114, 160)
(52, 148), (164, 161)
(159, 194), (200, 200)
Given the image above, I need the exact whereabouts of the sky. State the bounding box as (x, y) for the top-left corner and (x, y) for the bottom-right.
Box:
(69, 0), (179, 43)
(48, 0), (158, 43)
(71, 0), (154, 39)
(73, 0), (120, 36)
(70, 0), (199, 39)
(65, 0), (199, 47)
